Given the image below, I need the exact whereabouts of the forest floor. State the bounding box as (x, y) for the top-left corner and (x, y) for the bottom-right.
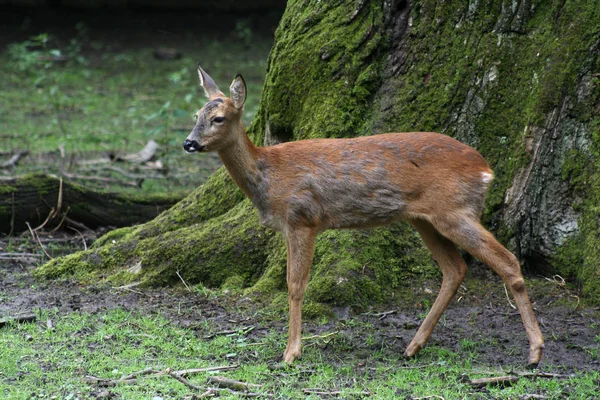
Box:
(1, 232), (599, 399)
(1, 6), (600, 400)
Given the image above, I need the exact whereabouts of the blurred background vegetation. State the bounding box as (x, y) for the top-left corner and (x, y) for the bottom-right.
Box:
(0, 3), (284, 196)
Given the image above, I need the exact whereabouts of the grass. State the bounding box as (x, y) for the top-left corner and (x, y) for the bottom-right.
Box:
(1, 305), (598, 399)
(0, 23), (272, 196)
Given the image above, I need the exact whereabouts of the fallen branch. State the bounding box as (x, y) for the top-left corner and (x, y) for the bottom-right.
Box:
(114, 140), (159, 164)
(0, 150), (28, 169)
(167, 369), (204, 391)
(469, 375), (519, 388)
(514, 371), (575, 379)
(303, 388), (371, 396)
(203, 327), (255, 340)
(83, 365), (240, 387)
(175, 365), (240, 377)
(302, 331), (339, 341)
(207, 376), (261, 392)
(26, 222), (53, 259)
(0, 313), (37, 328)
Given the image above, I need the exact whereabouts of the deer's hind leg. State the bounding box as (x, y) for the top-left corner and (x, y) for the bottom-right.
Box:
(433, 216), (544, 365)
(405, 218), (468, 358)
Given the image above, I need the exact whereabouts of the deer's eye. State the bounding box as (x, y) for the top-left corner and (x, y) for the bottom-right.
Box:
(213, 117), (225, 124)
(193, 114), (198, 120)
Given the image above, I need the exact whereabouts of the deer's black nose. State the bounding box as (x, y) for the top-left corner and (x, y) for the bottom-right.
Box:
(183, 139), (201, 152)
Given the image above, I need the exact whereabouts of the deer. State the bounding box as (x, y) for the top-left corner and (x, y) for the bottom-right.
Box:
(183, 65), (544, 365)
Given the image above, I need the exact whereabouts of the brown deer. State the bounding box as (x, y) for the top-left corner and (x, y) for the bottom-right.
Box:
(183, 65), (544, 365)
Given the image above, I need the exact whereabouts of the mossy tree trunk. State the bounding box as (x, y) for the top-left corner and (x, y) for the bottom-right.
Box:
(37, 0), (600, 306)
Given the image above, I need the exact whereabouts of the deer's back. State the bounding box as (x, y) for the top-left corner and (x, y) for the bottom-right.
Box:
(253, 132), (493, 230)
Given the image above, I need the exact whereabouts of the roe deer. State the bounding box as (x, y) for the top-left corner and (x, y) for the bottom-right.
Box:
(183, 65), (544, 365)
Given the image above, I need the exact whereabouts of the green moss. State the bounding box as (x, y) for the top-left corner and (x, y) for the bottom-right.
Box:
(249, 0), (386, 143)
(0, 184), (17, 194)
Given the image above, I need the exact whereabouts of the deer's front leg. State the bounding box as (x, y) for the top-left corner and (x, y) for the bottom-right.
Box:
(283, 226), (316, 364)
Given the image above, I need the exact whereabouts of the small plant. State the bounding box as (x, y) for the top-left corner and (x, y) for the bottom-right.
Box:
(6, 33), (56, 72)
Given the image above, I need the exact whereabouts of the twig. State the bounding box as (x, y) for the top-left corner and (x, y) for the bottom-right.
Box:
(0, 150), (28, 169)
(503, 284), (517, 309)
(115, 140), (159, 163)
(167, 369), (204, 391)
(120, 367), (157, 381)
(113, 282), (143, 290)
(50, 206), (70, 233)
(414, 396), (446, 400)
(175, 365), (240, 377)
(176, 270), (192, 292)
(9, 192), (15, 236)
(56, 176), (63, 215)
(32, 207), (56, 232)
(83, 365), (239, 387)
(469, 375), (519, 388)
(513, 371), (575, 379)
(207, 376), (261, 391)
(0, 252), (43, 258)
(302, 331), (339, 341)
(203, 327), (254, 340)
(25, 222), (52, 259)
(68, 225), (87, 250)
(303, 388), (371, 396)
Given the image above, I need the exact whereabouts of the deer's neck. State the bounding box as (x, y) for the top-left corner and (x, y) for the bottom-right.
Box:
(217, 127), (263, 201)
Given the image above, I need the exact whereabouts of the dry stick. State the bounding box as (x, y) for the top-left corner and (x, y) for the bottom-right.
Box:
(0, 150), (28, 169)
(503, 284), (517, 309)
(32, 207), (56, 232)
(68, 225), (87, 250)
(514, 371), (575, 379)
(520, 395), (549, 400)
(203, 327), (254, 340)
(176, 270), (193, 292)
(25, 222), (53, 259)
(0, 252), (43, 258)
(207, 376), (261, 391)
(50, 206), (71, 233)
(167, 369), (204, 391)
(302, 331), (339, 341)
(469, 375), (519, 388)
(414, 396), (447, 400)
(84, 365), (240, 387)
(303, 388), (371, 396)
(56, 176), (63, 215)
(119, 367), (157, 381)
(9, 192), (15, 236)
(175, 365), (240, 377)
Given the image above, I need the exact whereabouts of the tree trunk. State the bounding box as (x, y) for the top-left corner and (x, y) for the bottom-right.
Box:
(0, 174), (183, 234)
(37, 0), (600, 305)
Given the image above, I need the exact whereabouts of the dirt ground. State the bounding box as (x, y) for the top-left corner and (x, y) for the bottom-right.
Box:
(2, 232), (599, 374)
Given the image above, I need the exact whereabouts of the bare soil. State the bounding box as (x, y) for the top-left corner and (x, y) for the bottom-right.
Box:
(1, 232), (598, 374)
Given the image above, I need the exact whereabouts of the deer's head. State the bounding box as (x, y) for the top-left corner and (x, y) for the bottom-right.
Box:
(183, 65), (247, 153)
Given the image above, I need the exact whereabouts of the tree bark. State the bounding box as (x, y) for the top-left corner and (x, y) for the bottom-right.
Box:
(38, 0), (600, 305)
(0, 174), (182, 234)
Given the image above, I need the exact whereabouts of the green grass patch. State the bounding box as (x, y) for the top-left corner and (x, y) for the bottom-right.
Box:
(1, 306), (598, 399)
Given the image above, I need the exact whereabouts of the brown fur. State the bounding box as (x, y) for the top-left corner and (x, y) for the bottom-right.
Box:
(185, 67), (544, 365)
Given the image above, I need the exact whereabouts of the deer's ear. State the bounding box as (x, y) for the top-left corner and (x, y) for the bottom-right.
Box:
(229, 74), (247, 109)
(197, 64), (224, 98)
